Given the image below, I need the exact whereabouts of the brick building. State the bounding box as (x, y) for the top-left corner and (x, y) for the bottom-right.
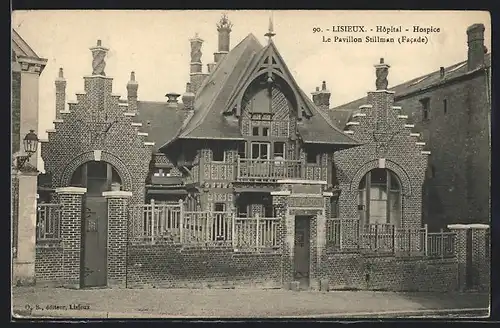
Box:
(330, 24), (491, 231)
(12, 30), (47, 285)
(34, 16), (489, 291)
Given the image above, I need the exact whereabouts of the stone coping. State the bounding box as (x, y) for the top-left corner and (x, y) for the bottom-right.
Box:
(270, 190), (291, 196)
(370, 90), (396, 94)
(276, 179), (328, 185)
(289, 193), (323, 198)
(102, 191), (133, 198)
(447, 223), (489, 230)
(55, 187), (87, 195)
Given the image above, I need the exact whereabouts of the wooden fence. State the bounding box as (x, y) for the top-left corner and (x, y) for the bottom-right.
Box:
(131, 200), (280, 250)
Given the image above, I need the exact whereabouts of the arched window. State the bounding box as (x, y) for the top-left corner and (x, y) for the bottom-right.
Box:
(358, 168), (402, 228)
(70, 161), (122, 196)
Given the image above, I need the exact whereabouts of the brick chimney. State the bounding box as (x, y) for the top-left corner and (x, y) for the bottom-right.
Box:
(312, 81), (331, 110)
(127, 71), (139, 113)
(369, 58), (394, 131)
(214, 13), (232, 63)
(55, 68), (66, 119)
(467, 23), (486, 71)
(181, 82), (195, 111)
(189, 33), (208, 94)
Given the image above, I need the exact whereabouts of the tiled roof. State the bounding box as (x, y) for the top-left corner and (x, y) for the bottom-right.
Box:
(175, 34), (264, 142)
(334, 53), (491, 112)
(134, 101), (186, 152)
(327, 109), (355, 130)
(160, 33), (360, 150)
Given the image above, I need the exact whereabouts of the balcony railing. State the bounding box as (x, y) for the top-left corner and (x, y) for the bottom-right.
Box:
(236, 158), (303, 182)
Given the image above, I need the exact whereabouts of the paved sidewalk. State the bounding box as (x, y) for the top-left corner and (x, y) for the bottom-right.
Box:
(12, 287), (489, 319)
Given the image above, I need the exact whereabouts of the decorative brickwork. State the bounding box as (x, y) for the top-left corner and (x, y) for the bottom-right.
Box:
(41, 42), (153, 208)
(335, 76), (428, 229)
(56, 187), (86, 288)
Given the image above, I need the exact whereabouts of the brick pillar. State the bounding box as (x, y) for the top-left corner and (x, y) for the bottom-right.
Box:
(448, 224), (469, 291)
(469, 224), (490, 291)
(12, 169), (39, 286)
(271, 190), (292, 288)
(103, 191), (132, 288)
(56, 187), (86, 288)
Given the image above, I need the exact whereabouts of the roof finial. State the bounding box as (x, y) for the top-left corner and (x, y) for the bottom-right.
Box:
(264, 11), (276, 42)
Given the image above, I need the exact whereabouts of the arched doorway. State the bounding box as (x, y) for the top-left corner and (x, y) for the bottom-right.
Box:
(70, 161), (122, 287)
(358, 168), (402, 228)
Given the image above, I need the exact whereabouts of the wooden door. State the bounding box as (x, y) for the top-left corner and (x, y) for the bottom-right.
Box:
(294, 216), (310, 289)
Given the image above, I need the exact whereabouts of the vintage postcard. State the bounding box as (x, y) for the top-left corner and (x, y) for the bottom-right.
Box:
(11, 10), (491, 319)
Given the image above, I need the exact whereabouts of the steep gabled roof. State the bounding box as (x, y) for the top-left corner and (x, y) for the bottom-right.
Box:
(175, 34), (264, 141)
(160, 34), (360, 150)
(12, 29), (41, 59)
(334, 53), (492, 112)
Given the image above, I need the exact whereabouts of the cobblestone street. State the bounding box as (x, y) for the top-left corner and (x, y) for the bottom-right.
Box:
(12, 287), (489, 319)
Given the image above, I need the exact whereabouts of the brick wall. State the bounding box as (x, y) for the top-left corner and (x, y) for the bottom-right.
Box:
(127, 244), (282, 288)
(35, 246), (64, 284)
(324, 251), (458, 292)
(395, 72), (490, 229)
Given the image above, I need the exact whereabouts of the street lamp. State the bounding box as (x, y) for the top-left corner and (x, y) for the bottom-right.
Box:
(16, 130), (39, 170)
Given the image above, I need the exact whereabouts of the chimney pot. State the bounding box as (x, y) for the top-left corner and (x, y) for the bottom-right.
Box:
(439, 67), (445, 78)
(166, 93), (181, 107)
(380, 58), (384, 64)
(59, 68), (64, 78)
(322, 81), (327, 91)
(97, 40), (102, 47)
(316, 86), (320, 92)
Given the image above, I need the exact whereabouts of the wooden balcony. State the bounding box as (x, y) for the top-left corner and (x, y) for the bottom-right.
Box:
(236, 158), (304, 182)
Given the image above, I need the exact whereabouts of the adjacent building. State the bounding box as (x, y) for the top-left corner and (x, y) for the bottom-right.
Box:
(328, 24), (491, 231)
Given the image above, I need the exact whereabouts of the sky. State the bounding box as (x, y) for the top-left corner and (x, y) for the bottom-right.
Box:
(12, 10), (491, 171)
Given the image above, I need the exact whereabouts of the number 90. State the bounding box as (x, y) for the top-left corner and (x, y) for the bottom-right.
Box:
(312, 27), (322, 33)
